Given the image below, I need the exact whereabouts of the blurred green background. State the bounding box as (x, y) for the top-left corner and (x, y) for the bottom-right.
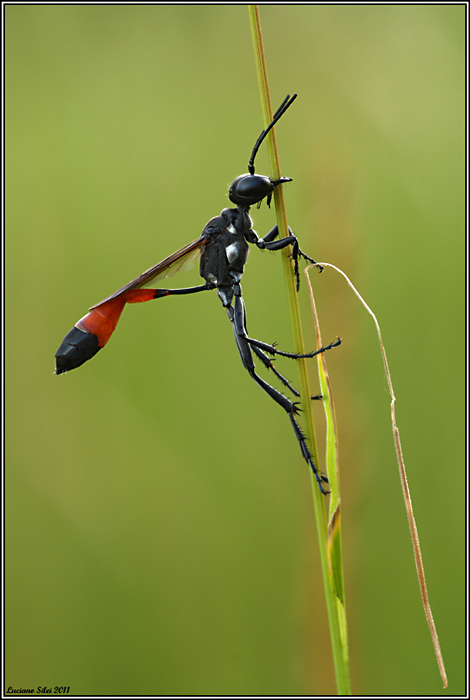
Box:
(6, 5), (464, 696)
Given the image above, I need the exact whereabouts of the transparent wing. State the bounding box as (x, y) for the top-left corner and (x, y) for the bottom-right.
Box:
(90, 236), (206, 309)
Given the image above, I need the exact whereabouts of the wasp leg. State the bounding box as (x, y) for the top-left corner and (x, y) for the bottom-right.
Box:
(257, 225), (323, 290)
(251, 345), (301, 397)
(246, 335), (341, 360)
(222, 283), (329, 495)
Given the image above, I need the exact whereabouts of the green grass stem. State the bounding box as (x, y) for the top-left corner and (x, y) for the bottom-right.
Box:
(248, 6), (351, 694)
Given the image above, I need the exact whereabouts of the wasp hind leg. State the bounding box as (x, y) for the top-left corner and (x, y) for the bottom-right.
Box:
(223, 282), (330, 495)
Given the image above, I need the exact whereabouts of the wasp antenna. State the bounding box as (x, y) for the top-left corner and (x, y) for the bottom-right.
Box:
(271, 94), (295, 122)
(248, 93), (298, 175)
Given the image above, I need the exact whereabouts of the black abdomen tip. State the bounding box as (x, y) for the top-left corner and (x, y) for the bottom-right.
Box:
(55, 326), (101, 374)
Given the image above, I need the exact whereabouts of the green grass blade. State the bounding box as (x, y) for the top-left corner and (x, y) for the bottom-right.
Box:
(248, 6), (351, 694)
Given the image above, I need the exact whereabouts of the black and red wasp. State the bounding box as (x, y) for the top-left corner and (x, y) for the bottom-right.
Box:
(55, 94), (340, 494)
